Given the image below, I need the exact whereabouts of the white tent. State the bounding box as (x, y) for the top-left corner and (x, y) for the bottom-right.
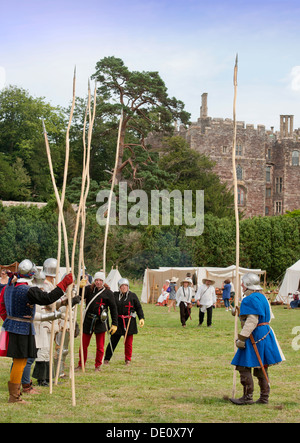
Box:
(141, 267), (200, 303)
(198, 265), (266, 293)
(141, 265), (266, 304)
(105, 268), (122, 292)
(275, 259), (300, 304)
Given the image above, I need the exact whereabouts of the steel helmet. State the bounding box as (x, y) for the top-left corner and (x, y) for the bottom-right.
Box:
(94, 272), (105, 281)
(43, 258), (57, 277)
(118, 278), (129, 289)
(18, 259), (36, 278)
(242, 273), (263, 291)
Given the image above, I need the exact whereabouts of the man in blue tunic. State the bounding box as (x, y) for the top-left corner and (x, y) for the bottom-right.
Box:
(230, 273), (284, 405)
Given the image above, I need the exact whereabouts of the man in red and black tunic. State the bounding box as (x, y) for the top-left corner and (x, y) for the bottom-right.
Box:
(104, 278), (145, 366)
(76, 272), (118, 371)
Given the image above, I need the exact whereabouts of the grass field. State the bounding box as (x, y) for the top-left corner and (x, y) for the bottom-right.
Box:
(0, 281), (299, 423)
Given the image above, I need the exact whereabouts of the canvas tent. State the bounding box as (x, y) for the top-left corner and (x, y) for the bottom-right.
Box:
(198, 265), (266, 294)
(141, 267), (200, 304)
(105, 267), (122, 292)
(275, 259), (300, 304)
(141, 265), (266, 304)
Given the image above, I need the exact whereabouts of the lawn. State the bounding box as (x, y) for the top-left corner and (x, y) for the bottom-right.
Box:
(0, 281), (299, 423)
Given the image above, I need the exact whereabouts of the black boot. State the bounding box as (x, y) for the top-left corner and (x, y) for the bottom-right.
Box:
(230, 368), (254, 405)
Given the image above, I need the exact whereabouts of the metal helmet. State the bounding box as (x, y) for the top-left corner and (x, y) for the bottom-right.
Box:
(43, 258), (57, 277)
(242, 273), (263, 291)
(94, 272), (105, 281)
(118, 278), (129, 289)
(18, 259), (36, 278)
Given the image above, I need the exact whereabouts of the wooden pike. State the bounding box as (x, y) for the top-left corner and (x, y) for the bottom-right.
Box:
(43, 66), (77, 406)
(102, 110), (123, 275)
(232, 54), (240, 399)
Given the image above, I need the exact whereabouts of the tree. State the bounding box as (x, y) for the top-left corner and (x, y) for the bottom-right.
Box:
(91, 56), (191, 184)
(0, 85), (67, 200)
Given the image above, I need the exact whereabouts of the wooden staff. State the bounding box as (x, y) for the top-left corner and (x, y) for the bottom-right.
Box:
(77, 82), (97, 371)
(43, 120), (75, 406)
(232, 54), (240, 399)
(49, 67), (76, 396)
(102, 110), (123, 275)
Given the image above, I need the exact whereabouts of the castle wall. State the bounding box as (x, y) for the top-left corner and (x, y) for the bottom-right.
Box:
(180, 93), (300, 218)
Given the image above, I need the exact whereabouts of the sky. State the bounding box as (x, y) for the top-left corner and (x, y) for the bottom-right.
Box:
(1, 0), (300, 130)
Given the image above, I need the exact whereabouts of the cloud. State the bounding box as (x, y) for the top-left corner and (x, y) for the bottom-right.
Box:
(289, 66), (300, 92)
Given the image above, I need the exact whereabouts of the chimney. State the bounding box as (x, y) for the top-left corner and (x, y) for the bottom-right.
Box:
(200, 93), (208, 119)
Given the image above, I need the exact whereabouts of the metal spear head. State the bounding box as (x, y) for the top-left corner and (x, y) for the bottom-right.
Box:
(130, 312), (136, 318)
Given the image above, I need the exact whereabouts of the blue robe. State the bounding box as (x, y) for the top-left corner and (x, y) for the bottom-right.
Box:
(231, 292), (283, 368)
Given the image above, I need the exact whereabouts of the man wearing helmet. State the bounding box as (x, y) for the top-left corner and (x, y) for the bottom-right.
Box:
(230, 273), (284, 405)
(104, 278), (145, 366)
(1, 259), (73, 403)
(76, 271), (118, 372)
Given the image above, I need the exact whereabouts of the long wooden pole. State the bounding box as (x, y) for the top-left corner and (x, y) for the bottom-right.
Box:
(102, 110), (123, 275)
(49, 67), (76, 395)
(78, 82), (97, 371)
(232, 54), (240, 399)
(43, 120), (76, 406)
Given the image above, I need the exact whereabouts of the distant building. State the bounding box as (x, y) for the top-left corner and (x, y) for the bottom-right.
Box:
(177, 93), (300, 217)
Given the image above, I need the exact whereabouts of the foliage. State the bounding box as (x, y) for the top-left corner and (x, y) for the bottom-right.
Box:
(91, 56), (191, 184)
(0, 85), (67, 200)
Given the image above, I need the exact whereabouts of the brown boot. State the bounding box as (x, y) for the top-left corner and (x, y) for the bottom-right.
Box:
(8, 382), (27, 404)
(255, 374), (270, 404)
(230, 369), (254, 405)
(22, 381), (40, 395)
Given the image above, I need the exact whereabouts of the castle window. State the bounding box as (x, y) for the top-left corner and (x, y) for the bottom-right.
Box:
(267, 149), (271, 160)
(266, 188), (271, 198)
(223, 146), (228, 154)
(275, 201), (282, 215)
(236, 145), (242, 156)
(236, 165), (243, 180)
(275, 177), (283, 193)
(238, 187), (245, 205)
(266, 166), (271, 183)
(265, 206), (269, 215)
(292, 150), (299, 166)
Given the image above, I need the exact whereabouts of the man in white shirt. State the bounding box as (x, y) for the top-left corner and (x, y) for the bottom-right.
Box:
(195, 279), (216, 327)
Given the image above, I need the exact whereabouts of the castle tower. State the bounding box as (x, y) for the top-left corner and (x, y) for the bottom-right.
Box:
(200, 93), (208, 118)
(280, 115), (294, 138)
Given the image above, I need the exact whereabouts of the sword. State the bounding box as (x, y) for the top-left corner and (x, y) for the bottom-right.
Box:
(249, 333), (270, 386)
(101, 310), (114, 356)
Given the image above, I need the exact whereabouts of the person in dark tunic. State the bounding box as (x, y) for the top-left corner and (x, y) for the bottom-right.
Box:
(104, 278), (145, 366)
(2, 259), (73, 403)
(76, 272), (118, 371)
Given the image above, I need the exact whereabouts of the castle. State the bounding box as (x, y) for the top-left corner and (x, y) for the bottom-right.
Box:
(177, 93), (300, 217)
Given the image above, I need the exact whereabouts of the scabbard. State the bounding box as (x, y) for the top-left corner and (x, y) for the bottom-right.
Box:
(249, 333), (270, 386)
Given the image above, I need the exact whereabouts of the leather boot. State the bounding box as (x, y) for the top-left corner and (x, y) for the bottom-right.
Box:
(22, 381), (40, 395)
(230, 369), (254, 405)
(8, 382), (27, 404)
(255, 375), (270, 404)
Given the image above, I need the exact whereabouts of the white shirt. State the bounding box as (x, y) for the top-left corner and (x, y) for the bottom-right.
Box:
(195, 284), (216, 307)
(176, 286), (194, 306)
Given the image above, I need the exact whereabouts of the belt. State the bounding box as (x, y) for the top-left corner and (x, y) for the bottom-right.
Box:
(257, 322), (269, 326)
(6, 316), (33, 323)
(118, 314), (130, 330)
